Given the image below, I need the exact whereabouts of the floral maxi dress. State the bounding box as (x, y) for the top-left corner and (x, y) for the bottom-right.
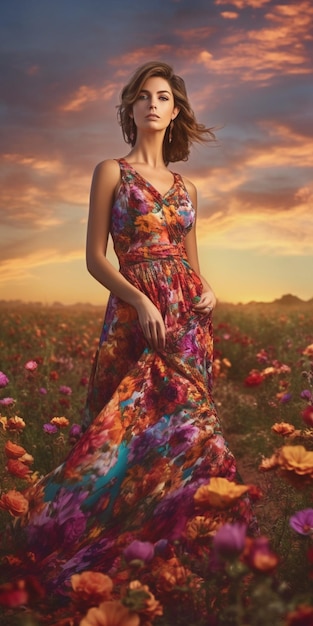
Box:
(5, 158), (256, 593)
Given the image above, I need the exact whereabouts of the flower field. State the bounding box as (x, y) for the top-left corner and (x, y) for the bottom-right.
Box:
(0, 300), (313, 626)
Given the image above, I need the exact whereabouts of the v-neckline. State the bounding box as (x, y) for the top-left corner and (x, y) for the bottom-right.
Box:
(119, 158), (177, 200)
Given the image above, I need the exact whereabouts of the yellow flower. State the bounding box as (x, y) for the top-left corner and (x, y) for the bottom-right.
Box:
(185, 515), (221, 541)
(194, 477), (249, 509)
(277, 445), (313, 476)
(80, 600), (140, 626)
(0, 415), (8, 429)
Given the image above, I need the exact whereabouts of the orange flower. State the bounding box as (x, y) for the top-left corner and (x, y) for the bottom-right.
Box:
(271, 422), (295, 436)
(0, 490), (29, 517)
(156, 557), (189, 592)
(4, 440), (27, 459)
(80, 600), (140, 626)
(194, 477), (249, 509)
(303, 343), (313, 357)
(50, 416), (70, 428)
(7, 416), (26, 431)
(243, 536), (279, 574)
(185, 515), (221, 541)
(135, 213), (161, 234)
(6, 459), (31, 479)
(128, 580), (163, 619)
(71, 571), (113, 604)
(277, 445), (313, 476)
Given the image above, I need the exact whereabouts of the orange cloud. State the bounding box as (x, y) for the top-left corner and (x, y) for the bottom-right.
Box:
(60, 82), (117, 112)
(0, 248), (85, 284)
(215, 0), (271, 7)
(174, 27), (215, 41)
(109, 46), (172, 75)
(198, 1), (313, 82)
(220, 12), (239, 19)
(196, 196), (312, 257)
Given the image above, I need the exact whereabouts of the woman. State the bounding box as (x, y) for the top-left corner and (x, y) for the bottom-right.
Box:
(3, 62), (256, 598)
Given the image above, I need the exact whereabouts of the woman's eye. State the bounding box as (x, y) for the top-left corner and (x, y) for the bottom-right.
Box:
(159, 96), (169, 101)
(138, 94), (148, 100)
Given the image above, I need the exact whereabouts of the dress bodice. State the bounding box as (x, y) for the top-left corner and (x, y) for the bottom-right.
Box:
(110, 158), (196, 266)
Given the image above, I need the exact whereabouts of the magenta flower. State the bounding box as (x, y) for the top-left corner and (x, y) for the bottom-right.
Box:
(301, 390), (312, 401)
(213, 523), (247, 559)
(0, 372), (9, 388)
(0, 397), (15, 406)
(59, 385), (72, 395)
(25, 360), (38, 371)
(123, 540), (155, 564)
(68, 423), (82, 444)
(290, 509), (313, 535)
(39, 387), (47, 395)
(69, 424), (82, 438)
(43, 423), (58, 434)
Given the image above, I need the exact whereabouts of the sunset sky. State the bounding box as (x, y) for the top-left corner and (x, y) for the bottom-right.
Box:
(1, 0), (312, 306)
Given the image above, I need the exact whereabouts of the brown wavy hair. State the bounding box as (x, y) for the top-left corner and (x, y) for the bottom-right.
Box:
(117, 61), (215, 164)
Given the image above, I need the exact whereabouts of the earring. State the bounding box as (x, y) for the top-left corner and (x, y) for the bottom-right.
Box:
(129, 118), (135, 143)
(169, 120), (174, 144)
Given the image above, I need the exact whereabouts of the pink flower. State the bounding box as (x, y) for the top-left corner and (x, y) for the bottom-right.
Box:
(0, 371), (9, 387)
(25, 360), (38, 371)
(59, 385), (72, 395)
(123, 540), (155, 565)
(0, 397), (15, 406)
(213, 523), (247, 559)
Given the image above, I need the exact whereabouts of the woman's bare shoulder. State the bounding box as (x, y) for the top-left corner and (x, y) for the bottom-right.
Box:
(93, 158), (121, 180)
(181, 175), (197, 204)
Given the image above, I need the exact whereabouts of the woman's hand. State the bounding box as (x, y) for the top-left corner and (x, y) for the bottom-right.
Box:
(135, 295), (166, 351)
(193, 284), (217, 314)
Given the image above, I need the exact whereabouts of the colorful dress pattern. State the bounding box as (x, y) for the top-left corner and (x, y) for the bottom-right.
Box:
(5, 159), (256, 594)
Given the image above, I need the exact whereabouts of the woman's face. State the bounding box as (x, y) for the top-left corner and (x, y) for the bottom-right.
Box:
(131, 76), (179, 135)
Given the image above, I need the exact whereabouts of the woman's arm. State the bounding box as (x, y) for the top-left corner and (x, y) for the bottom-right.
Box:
(183, 178), (217, 310)
(86, 159), (166, 349)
